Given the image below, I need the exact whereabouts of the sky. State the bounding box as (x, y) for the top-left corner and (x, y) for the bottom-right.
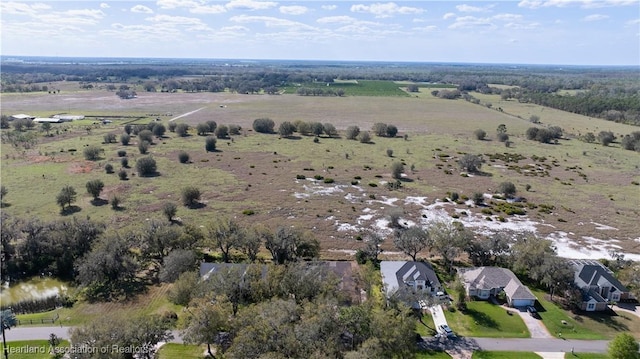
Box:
(1, 0), (639, 65)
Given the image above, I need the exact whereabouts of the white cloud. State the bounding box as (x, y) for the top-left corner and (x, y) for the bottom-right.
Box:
(156, 0), (226, 13)
(279, 5), (307, 15)
(317, 15), (357, 24)
(519, 0), (638, 8)
(131, 5), (153, 14)
(449, 13), (537, 30)
(583, 14), (609, 21)
(413, 25), (437, 32)
(350, 2), (424, 18)
(100, 3), (110, 9)
(443, 12), (456, 20)
(230, 15), (316, 31)
(226, 0), (278, 11)
(449, 15), (496, 30)
(626, 18), (640, 26)
(456, 4), (486, 12)
(321, 5), (337, 11)
(145, 14), (210, 31)
(493, 13), (523, 21)
(0, 2), (51, 16)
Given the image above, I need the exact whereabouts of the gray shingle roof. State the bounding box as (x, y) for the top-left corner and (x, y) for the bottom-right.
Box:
(380, 261), (441, 297)
(570, 260), (628, 292)
(461, 267), (536, 301)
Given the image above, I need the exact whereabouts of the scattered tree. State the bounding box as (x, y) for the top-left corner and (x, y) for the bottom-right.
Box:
(497, 181), (517, 197)
(168, 122), (177, 132)
(207, 217), (244, 263)
(0, 185), (7, 202)
(598, 131), (616, 146)
(359, 131), (371, 143)
(56, 185), (77, 211)
(110, 194), (121, 210)
(178, 151), (190, 163)
(118, 169), (128, 180)
(608, 333), (639, 359)
(138, 140), (150, 154)
(429, 220), (472, 273)
(393, 226), (430, 261)
(253, 118), (275, 133)
(474, 129), (487, 140)
(120, 133), (130, 145)
(215, 124), (229, 139)
(196, 122), (210, 136)
(497, 133), (509, 142)
(162, 202), (178, 222)
(152, 123), (166, 138)
(175, 123), (189, 137)
(85, 179), (105, 201)
(391, 161), (404, 179)
(497, 124), (507, 134)
(324, 123), (338, 137)
(104, 163), (114, 174)
(205, 136), (217, 152)
(83, 145), (102, 161)
(136, 156), (157, 177)
(182, 297), (232, 358)
(458, 154), (482, 173)
(372, 122), (388, 137)
(279, 121), (296, 137)
(472, 192), (484, 205)
(346, 125), (360, 140)
(138, 129), (154, 144)
(529, 115), (541, 124)
(159, 249), (196, 283)
(386, 124), (398, 137)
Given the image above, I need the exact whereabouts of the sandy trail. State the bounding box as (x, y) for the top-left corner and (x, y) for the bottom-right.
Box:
(169, 107), (206, 121)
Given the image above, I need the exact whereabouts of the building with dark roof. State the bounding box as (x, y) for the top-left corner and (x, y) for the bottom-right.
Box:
(380, 261), (443, 308)
(569, 259), (632, 311)
(459, 266), (537, 307)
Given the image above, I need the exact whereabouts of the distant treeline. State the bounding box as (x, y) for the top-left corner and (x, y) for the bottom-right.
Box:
(2, 61), (638, 125)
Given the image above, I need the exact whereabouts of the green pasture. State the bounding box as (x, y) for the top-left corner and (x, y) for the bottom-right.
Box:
(282, 80), (410, 97)
(443, 301), (530, 338)
(0, 340), (70, 359)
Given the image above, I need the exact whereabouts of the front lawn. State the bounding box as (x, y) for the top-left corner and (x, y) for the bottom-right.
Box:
(443, 301), (529, 338)
(416, 350), (452, 358)
(532, 289), (640, 340)
(472, 351), (542, 359)
(156, 343), (206, 359)
(0, 340), (70, 359)
(417, 313), (437, 337)
(564, 354), (608, 359)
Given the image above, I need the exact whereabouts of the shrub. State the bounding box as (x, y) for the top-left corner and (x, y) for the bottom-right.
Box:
(310, 122), (324, 136)
(278, 121), (296, 137)
(296, 174), (306, 180)
(138, 140), (150, 154)
(162, 202), (178, 222)
(215, 124), (229, 139)
(120, 134), (130, 145)
(206, 120), (218, 133)
(386, 149), (393, 157)
(105, 163), (114, 174)
(526, 127), (539, 140)
(110, 195), (121, 210)
(529, 115), (540, 124)
(138, 129), (153, 144)
(181, 186), (201, 207)
(118, 169), (128, 180)
(103, 133), (117, 143)
(136, 156), (157, 177)
(205, 136), (217, 152)
(120, 157), (129, 168)
(313, 175), (324, 180)
(178, 151), (190, 163)
(168, 122), (177, 132)
(391, 162), (404, 179)
(498, 182), (517, 197)
(253, 118), (275, 133)
(386, 124), (398, 138)
(450, 192), (459, 201)
(196, 123), (210, 136)
(124, 124), (133, 135)
(323, 178), (334, 184)
(313, 136), (320, 143)
(83, 146), (102, 161)
(598, 131), (615, 146)
(229, 124), (241, 135)
(345, 125), (360, 140)
(323, 123), (338, 137)
(359, 131), (371, 143)
(458, 154), (482, 173)
(297, 121), (311, 135)
(242, 209), (255, 215)
(152, 123), (166, 138)
(117, 150), (127, 157)
(497, 133), (509, 142)
(472, 192), (484, 205)
(175, 123), (189, 137)
(474, 129), (487, 140)
(372, 122), (388, 137)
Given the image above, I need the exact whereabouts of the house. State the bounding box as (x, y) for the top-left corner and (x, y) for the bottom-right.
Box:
(460, 266), (537, 307)
(569, 259), (632, 311)
(52, 114), (84, 121)
(33, 117), (63, 123)
(380, 261), (443, 307)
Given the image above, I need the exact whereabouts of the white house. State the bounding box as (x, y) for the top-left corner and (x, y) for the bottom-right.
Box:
(570, 259), (632, 311)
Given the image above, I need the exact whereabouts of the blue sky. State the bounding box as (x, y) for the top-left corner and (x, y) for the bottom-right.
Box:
(1, 0), (639, 65)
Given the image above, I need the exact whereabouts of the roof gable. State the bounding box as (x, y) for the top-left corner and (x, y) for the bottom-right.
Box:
(570, 260), (628, 292)
(461, 266), (536, 300)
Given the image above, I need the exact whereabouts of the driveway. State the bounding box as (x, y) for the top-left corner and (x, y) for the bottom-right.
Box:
(510, 307), (552, 338)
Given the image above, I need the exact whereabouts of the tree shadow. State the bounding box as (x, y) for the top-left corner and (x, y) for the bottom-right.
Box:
(139, 171), (161, 178)
(60, 205), (81, 216)
(466, 307), (499, 329)
(186, 202), (207, 209)
(0, 202), (11, 208)
(90, 198), (109, 206)
(281, 135), (302, 140)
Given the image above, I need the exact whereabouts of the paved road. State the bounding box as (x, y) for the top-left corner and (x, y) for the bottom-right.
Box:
(7, 325), (607, 354)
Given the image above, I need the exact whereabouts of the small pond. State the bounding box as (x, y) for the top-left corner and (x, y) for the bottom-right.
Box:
(0, 277), (70, 305)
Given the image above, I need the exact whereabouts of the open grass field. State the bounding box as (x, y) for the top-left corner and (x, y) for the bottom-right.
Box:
(2, 84), (639, 260)
(282, 80), (412, 97)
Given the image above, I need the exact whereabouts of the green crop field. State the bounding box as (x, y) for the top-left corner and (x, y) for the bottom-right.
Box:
(282, 79), (411, 97)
